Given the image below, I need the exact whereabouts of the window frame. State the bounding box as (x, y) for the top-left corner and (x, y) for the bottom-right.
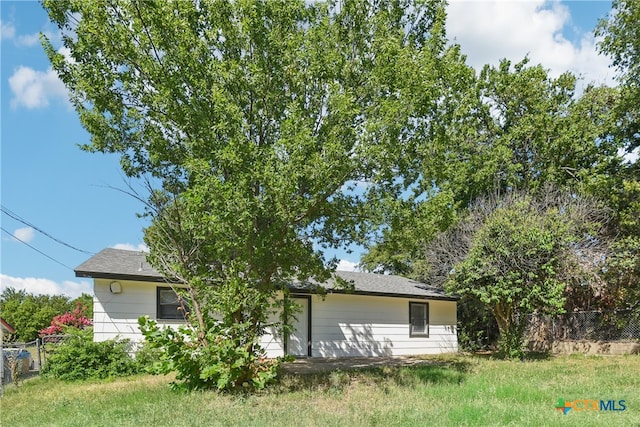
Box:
(156, 287), (189, 321)
(409, 301), (429, 337)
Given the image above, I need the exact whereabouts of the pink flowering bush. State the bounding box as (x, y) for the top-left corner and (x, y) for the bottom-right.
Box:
(39, 302), (92, 336)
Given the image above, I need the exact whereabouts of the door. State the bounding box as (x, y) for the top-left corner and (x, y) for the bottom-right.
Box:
(287, 296), (310, 357)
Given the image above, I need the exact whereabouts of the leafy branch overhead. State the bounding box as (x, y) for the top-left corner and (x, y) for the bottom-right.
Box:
(42, 0), (459, 389)
(41, 0), (640, 370)
(355, 1), (640, 357)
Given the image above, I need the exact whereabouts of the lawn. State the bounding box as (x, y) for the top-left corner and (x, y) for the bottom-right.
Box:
(1, 354), (638, 426)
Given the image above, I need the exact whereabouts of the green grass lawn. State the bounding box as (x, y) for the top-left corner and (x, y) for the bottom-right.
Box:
(1, 354), (638, 426)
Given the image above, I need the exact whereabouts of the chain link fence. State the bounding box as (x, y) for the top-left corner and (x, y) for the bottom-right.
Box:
(1, 339), (42, 386)
(527, 310), (640, 345)
(1, 335), (72, 386)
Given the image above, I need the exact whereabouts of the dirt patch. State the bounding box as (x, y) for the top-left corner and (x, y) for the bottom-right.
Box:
(281, 356), (441, 374)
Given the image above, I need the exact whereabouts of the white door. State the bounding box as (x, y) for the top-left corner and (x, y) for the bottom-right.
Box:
(287, 297), (309, 357)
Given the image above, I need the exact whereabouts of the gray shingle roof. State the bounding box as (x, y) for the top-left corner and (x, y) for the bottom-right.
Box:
(75, 248), (457, 301)
(75, 248), (164, 282)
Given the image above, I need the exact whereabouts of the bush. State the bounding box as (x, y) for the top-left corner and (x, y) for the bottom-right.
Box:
(39, 301), (92, 336)
(130, 340), (164, 372)
(42, 328), (138, 380)
(139, 316), (280, 392)
(456, 295), (499, 353)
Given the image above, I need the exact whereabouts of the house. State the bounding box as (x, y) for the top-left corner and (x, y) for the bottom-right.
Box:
(1, 318), (15, 336)
(75, 248), (458, 357)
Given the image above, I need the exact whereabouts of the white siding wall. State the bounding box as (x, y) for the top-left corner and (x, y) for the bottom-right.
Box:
(93, 279), (457, 357)
(93, 279), (186, 343)
(260, 311), (285, 358)
(310, 293), (457, 357)
(94, 279), (286, 356)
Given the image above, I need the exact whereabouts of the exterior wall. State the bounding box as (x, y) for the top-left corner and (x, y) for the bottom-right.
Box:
(93, 279), (185, 343)
(94, 279), (286, 355)
(310, 293), (457, 357)
(261, 311), (285, 358)
(93, 279), (457, 357)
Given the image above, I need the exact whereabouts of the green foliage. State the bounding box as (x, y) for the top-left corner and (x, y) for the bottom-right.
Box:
(455, 296), (498, 352)
(136, 272), (289, 391)
(596, 2), (640, 311)
(442, 190), (608, 358)
(603, 236), (640, 313)
(130, 340), (164, 372)
(360, 53), (628, 351)
(598, 0), (640, 82)
(362, 58), (621, 279)
(139, 316), (279, 392)
(42, 328), (138, 381)
(0, 288), (87, 342)
(451, 201), (564, 357)
(42, 0), (457, 391)
(453, 200), (565, 306)
(39, 301), (92, 336)
(494, 324), (530, 360)
(73, 293), (94, 320)
(597, 0), (640, 150)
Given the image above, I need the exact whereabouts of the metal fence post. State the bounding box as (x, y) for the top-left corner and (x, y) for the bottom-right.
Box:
(1, 323), (4, 397)
(36, 338), (42, 372)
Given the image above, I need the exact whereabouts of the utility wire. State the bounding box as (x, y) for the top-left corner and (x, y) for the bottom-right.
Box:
(1, 226), (74, 271)
(0, 205), (95, 255)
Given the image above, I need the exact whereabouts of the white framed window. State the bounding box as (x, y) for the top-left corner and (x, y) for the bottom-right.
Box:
(157, 287), (188, 320)
(409, 302), (429, 337)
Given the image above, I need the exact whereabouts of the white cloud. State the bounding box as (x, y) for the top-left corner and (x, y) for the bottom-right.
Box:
(1, 17), (57, 47)
(16, 32), (41, 47)
(0, 274), (92, 298)
(1, 20), (16, 40)
(336, 259), (360, 272)
(12, 227), (35, 243)
(112, 243), (150, 252)
(446, 0), (614, 86)
(8, 64), (69, 109)
(1, 21), (52, 48)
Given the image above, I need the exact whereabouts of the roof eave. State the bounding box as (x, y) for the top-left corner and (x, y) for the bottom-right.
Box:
(74, 257), (460, 301)
(75, 270), (168, 283)
(291, 287), (459, 301)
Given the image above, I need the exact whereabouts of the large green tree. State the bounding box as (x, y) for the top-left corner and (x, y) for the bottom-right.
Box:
(432, 189), (609, 358)
(360, 58), (622, 353)
(596, 0), (640, 313)
(42, 0), (458, 390)
(362, 58), (620, 279)
(597, 0), (640, 152)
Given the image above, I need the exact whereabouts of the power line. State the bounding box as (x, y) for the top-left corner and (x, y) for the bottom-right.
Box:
(1, 226), (74, 271)
(0, 205), (95, 255)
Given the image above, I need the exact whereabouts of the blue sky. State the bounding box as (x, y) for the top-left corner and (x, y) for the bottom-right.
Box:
(1, 0), (614, 298)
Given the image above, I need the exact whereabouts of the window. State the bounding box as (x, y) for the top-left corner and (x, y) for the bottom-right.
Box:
(157, 287), (189, 320)
(409, 302), (429, 337)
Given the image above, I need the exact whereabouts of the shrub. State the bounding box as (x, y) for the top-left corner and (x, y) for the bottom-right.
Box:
(130, 340), (164, 373)
(39, 301), (92, 337)
(42, 328), (138, 380)
(138, 316), (280, 392)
